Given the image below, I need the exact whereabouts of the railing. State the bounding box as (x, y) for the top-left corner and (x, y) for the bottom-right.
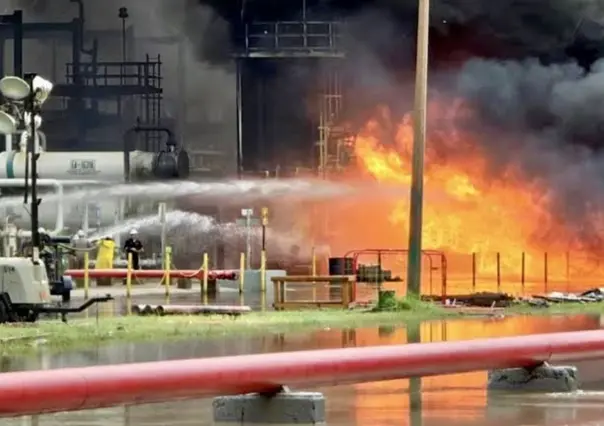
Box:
(343, 249), (604, 297)
(272, 275), (355, 310)
(345, 248), (447, 300)
(244, 20), (344, 54)
(2, 330), (604, 417)
(65, 56), (162, 89)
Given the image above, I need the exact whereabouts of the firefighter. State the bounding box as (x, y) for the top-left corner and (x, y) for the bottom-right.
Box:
(123, 229), (143, 270)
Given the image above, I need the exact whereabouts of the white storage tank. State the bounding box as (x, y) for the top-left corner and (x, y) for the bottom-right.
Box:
(0, 150), (157, 181)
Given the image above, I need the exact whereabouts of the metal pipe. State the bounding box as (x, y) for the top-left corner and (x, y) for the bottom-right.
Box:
(25, 73), (41, 254)
(126, 253), (132, 316)
(1, 330), (604, 417)
(260, 249), (267, 293)
(0, 178), (65, 236)
(471, 252), (476, 292)
(245, 212), (252, 269)
(496, 252), (501, 293)
(177, 36), (186, 147)
(158, 202), (167, 269)
(13, 11), (23, 77)
(0, 38), (4, 77)
(164, 246), (171, 304)
(202, 252), (209, 304)
(4, 134), (11, 152)
(566, 251), (570, 292)
(64, 268), (237, 281)
(427, 255), (433, 295)
(521, 252), (526, 294)
(441, 253), (447, 303)
(144, 304), (251, 316)
(544, 252), (549, 293)
(239, 253), (245, 293)
(236, 59), (243, 177)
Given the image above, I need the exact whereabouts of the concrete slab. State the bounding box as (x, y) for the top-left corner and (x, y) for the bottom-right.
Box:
(213, 391), (325, 424)
(488, 364), (579, 392)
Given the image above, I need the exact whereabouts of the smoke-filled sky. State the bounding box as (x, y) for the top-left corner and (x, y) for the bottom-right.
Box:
(7, 0), (604, 247)
(188, 0), (604, 240)
(8, 0), (237, 165)
(195, 0), (604, 62)
(191, 0), (604, 134)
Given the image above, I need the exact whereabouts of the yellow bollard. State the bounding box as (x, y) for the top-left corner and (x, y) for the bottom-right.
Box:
(202, 252), (209, 305)
(260, 249), (267, 293)
(83, 251), (90, 300)
(164, 246), (172, 304)
(239, 252), (245, 294)
(126, 253), (133, 315)
(311, 246), (317, 302)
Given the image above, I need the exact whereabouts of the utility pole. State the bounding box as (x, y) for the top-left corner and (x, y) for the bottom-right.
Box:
(406, 0), (430, 297)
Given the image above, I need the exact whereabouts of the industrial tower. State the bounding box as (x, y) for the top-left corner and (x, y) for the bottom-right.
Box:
(236, 1), (348, 177)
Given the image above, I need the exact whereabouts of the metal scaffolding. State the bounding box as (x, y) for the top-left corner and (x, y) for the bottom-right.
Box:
(317, 63), (344, 176)
(0, 5), (165, 151)
(237, 18), (345, 176)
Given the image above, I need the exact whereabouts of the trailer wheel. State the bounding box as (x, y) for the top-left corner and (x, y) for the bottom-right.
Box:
(23, 311), (38, 323)
(0, 298), (8, 324)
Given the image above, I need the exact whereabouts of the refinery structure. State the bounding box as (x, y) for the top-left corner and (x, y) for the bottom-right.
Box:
(0, 0), (355, 276)
(0, 2), (191, 235)
(3, 0), (604, 293)
(0, 0), (350, 229)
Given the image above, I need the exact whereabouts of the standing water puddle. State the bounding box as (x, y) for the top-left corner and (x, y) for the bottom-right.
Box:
(2, 314), (604, 425)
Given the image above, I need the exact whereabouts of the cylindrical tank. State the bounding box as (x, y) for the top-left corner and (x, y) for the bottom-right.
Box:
(328, 257), (354, 275)
(0, 150), (153, 181)
(0, 150), (189, 181)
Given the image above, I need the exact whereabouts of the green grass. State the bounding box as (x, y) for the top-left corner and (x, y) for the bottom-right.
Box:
(0, 306), (456, 356)
(507, 301), (604, 315)
(2, 299), (604, 356)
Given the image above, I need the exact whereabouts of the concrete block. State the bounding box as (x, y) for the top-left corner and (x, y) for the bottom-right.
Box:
(177, 277), (192, 289)
(213, 391), (325, 424)
(488, 364), (578, 392)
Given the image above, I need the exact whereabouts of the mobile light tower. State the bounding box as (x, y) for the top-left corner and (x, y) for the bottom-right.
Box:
(0, 73), (54, 262)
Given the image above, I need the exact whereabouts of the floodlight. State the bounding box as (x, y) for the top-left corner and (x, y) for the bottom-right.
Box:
(31, 76), (53, 105)
(23, 111), (42, 129)
(0, 76), (30, 101)
(0, 110), (17, 134)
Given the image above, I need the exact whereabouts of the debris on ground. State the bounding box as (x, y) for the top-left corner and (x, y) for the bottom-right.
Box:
(425, 289), (604, 308)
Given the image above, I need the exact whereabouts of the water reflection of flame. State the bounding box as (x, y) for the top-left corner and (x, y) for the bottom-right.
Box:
(322, 315), (599, 425)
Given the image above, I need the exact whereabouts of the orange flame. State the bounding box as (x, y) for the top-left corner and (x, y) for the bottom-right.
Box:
(338, 100), (604, 290)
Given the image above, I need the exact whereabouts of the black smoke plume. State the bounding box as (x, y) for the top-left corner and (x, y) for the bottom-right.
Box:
(192, 0), (604, 249)
(195, 0), (604, 66)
